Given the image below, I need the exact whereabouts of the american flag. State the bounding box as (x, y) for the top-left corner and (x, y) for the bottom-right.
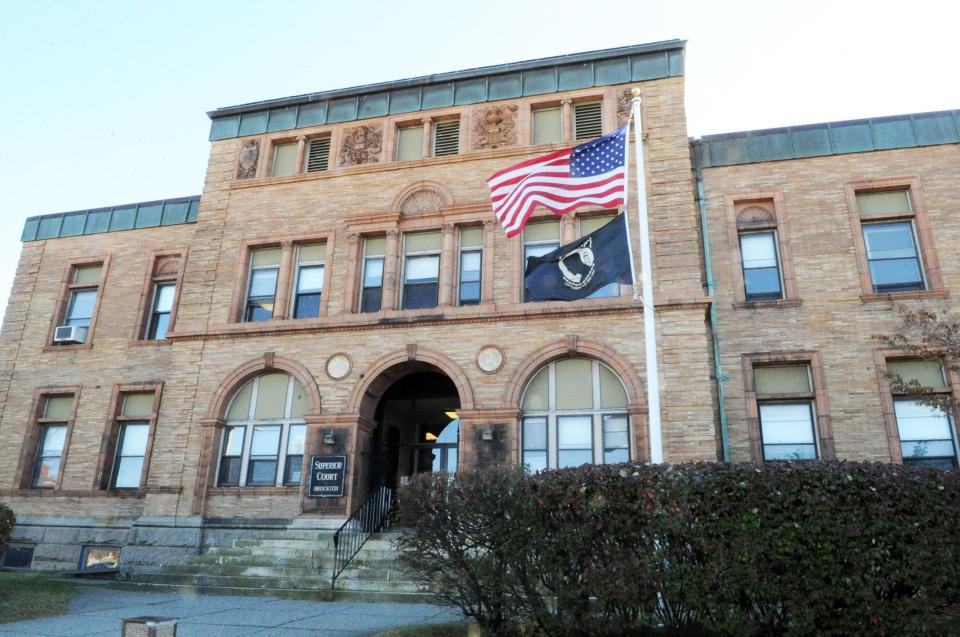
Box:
(487, 126), (627, 237)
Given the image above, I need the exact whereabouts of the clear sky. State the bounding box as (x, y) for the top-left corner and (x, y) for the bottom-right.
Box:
(1, 0), (957, 319)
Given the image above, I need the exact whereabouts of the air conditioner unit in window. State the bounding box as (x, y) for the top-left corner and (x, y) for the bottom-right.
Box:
(53, 325), (87, 344)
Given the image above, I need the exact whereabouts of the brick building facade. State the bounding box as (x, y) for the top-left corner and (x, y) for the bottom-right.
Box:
(1, 39), (958, 575)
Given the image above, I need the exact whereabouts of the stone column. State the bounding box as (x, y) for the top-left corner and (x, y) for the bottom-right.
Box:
(561, 215), (577, 243)
(273, 241), (294, 318)
(421, 118), (432, 159)
(381, 229), (400, 311)
(561, 98), (573, 141)
(438, 223), (455, 307)
(343, 233), (360, 312)
(482, 220), (495, 303)
(294, 136), (307, 174)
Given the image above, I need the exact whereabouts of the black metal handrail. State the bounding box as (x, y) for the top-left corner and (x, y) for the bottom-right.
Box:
(330, 484), (393, 589)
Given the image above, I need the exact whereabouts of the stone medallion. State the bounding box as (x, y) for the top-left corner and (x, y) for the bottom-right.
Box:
(326, 353), (352, 380)
(476, 346), (504, 374)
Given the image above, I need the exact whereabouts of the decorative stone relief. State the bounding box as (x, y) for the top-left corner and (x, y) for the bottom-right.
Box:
(398, 187), (448, 217)
(155, 255), (180, 276)
(736, 204), (775, 230)
(476, 346), (504, 374)
(617, 89), (633, 125)
(471, 105), (518, 151)
(326, 353), (352, 380)
(339, 124), (383, 167)
(236, 140), (260, 179)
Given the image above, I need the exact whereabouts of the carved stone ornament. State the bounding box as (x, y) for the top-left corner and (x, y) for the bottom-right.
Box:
(617, 89), (633, 125)
(155, 256), (181, 276)
(476, 346), (504, 374)
(339, 124), (383, 167)
(471, 105), (518, 151)
(736, 204), (776, 230)
(326, 353), (352, 380)
(236, 140), (260, 179)
(399, 187), (448, 216)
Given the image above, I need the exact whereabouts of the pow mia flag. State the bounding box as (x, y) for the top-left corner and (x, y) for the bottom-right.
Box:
(524, 213), (633, 302)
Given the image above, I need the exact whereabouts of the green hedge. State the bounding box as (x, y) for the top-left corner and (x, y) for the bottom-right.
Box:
(395, 463), (960, 636)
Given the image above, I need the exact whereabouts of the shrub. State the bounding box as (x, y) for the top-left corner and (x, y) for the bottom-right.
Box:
(395, 462), (960, 636)
(0, 501), (14, 559)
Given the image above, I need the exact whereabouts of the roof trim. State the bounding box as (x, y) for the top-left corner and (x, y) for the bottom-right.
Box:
(22, 195), (201, 242)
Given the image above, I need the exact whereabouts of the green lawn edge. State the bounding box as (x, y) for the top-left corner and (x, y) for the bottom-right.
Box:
(0, 572), (76, 624)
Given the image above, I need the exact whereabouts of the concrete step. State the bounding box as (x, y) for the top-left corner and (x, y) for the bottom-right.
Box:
(233, 538), (334, 549)
(187, 554), (322, 568)
(107, 580), (435, 604)
(131, 572), (331, 590)
(162, 564), (333, 579)
(204, 547), (321, 559)
(334, 578), (426, 593)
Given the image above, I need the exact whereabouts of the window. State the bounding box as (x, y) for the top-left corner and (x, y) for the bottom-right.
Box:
(739, 231), (783, 301)
(402, 231), (441, 310)
(847, 183), (943, 297)
(1, 544), (35, 569)
(458, 227), (482, 306)
(271, 142), (298, 177)
(245, 248), (281, 322)
(31, 395), (73, 488)
(217, 373), (310, 488)
(305, 137), (331, 173)
(521, 358), (630, 471)
(433, 120), (460, 157)
(532, 107), (562, 145)
(56, 264), (103, 344)
(574, 102), (603, 140)
(80, 546), (120, 571)
(146, 284), (175, 340)
(523, 221), (560, 302)
(396, 125), (423, 161)
(580, 215), (619, 298)
(754, 365), (817, 461)
(109, 392), (154, 489)
(138, 254), (182, 342)
(360, 237), (386, 313)
(888, 360), (957, 468)
(292, 243), (325, 319)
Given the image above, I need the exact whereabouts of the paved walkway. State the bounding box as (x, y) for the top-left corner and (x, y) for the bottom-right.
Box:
(0, 588), (464, 636)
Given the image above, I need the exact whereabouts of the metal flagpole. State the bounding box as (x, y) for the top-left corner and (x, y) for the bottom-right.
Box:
(631, 88), (664, 464)
(619, 109), (639, 302)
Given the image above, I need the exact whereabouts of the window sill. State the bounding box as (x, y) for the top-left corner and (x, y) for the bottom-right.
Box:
(208, 486), (300, 496)
(128, 338), (174, 348)
(733, 298), (802, 310)
(861, 289), (948, 303)
(42, 342), (93, 353)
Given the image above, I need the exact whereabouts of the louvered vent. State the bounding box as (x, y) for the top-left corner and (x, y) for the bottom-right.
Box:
(433, 120), (460, 157)
(574, 102), (603, 140)
(306, 137), (331, 172)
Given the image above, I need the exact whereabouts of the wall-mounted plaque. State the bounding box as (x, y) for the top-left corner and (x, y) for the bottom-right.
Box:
(308, 455), (347, 498)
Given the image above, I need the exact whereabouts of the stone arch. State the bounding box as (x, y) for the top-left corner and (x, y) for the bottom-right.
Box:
(391, 181), (453, 217)
(347, 346), (475, 416)
(503, 337), (645, 409)
(205, 352), (323, 421)
(736, 204), (775, 230)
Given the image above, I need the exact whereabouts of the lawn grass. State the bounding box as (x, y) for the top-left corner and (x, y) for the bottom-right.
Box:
(372, 622), (479, 637)
(0, 572), (76, 623)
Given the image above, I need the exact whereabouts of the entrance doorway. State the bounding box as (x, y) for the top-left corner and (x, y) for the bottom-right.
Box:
(369, 371), (461, 490)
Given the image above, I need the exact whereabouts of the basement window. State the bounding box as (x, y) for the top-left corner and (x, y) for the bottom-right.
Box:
(80, 546), (121, 571)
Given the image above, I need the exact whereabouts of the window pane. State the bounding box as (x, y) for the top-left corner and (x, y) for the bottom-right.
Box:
(120, 424), (149, 455)
(250, 248), (282, 267)
(227, 383), (253, 421)
(580, 215), (615, 236)
(760, 403), (815, 445)
(405, 232), (441, 253)
(44, 396), (73, 419)
(558, 416), (592, 449)
(523, 450), (547, 473)
(294, 293), (321, 319)
(33, 456), (61, 487)
(364, 237), (386, 257)
(272, 142), (298, 177)
(558, 449), (592, 468)
(744, 268), (782, 299)
(83, 547), (120, 570)
(555, 359), (593, 410)
(363, 258), (384, 286)
(113, 456), (144, 489)
(863, 223), (918, 260)
(289, 380), (309, 419)
(405, 255), (440, 282)
(67, 289), (97, 322)
(154, 284), (175, 313)
(459, 281), (480, 305)
(287, 424), (306, 454)
(460, 251), (481, 278)
(403, 283), (438, 310)
(73, 265), (102, 285)
(533, 108), (562, 145)
(524, 243), (558, 265)
(868, 259), (923, 291)
(250, 425), (281, 455)
(900, 439), (956, 460)
(460, 227), (483, 248)
(248, 459), (278, 485)
(740, 233), (778, 269)
(149, 313), (171, 340)
(245, 303), (273, 322)
(223, 426), (245, 456)
(603, 414), (629, 447)
(523, 369), (549, 411)
(254, 374), (289, 420)
(887, 360), (946, 389)
(524, 221), (560, 243)
(599, 365), (627, 409)
(284, 455), (303, 484)
(894, 400), (953, 440)
(523, 417), (547, 450)
(763, 443), (817, 461)
(297, 265), (324, 293)
(754, 365), (811, 395)
(397, 126), (424, 161)
(857, 190), (911, 217)
(249, 268), (278, 298)
(218, 457), (241, 486)
(41, 425), (67, 455)
(122, 393), (154, 417)
(298, 243), (325, 263)
(361, 287), (382, 313)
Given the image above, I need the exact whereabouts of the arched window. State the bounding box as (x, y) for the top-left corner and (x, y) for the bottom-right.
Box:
(521, 358), (629, 471)
(217, 373), (309, 487)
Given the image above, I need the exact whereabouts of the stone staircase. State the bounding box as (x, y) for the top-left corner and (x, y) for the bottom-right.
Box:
(121, 531), (430, 602)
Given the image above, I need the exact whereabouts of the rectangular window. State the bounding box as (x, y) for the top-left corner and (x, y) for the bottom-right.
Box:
(246, 425), (281, 486)
(2, 544), (35, 569)
(31, 395), (73, 489)
(887, 359), (957, 468)
(580, 215), (619, 298)
(433, 120), (460, 157)
(55, 264), (103, 344)
(739, 231), (783, 301)
(305, 137), (331, 173)
(65, 289), (97, 329)
(532, 107), (562, 145)
(107, 391), (154, 490)
(217, 425), (245, 486)
(146, 283), (175, 340)
(458, 227), (483, 306)
(292, 243), (325, 319)
(284, 424), (306, 485)
(602, 414), (630, 464)
(754, 364), (818, 461)
(271, 142), (298, 177)
(245, 248), (281, 322)
(523, 221), (560, 302)
(574, 102), (603, 140)
(862, 221), (924, 293)
(396, 125), (424, 161)
(80, 546), (120, 571)
(360, 237), (386, 313)
(402, 231), (441, 310)
(557, 415), (593, 468)
(522, 417), (548, 473)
